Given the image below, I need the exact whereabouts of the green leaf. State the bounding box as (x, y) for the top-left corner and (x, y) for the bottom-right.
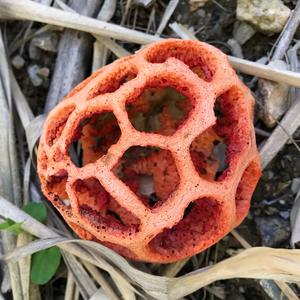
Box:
(0, 219), (23, 234)
(31, 246), (61, 285)
(23, 202), (47, 223)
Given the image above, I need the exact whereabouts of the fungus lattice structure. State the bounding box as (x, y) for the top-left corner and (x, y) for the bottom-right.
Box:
(38, 39), (261, 263)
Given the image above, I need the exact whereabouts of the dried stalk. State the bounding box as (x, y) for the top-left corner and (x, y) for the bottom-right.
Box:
(0, 0), (159, 44)
(84, 262), (119, 300)
(64, 272), (75, 300)
(272, 0), (300, 61)
(0, 29), (23, 300)
(231, 230), (299, 300)
(44, 0), (102, 112)
(2, 0), (300, 88)
(1, 195), (300, 300)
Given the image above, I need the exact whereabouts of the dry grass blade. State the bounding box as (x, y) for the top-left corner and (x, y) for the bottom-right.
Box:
(83, 262), (120, 300)
(64, 272), (75, 300)
(55, 1), (130, 60)
(168, 247), (300, 299)
(0, 0), (159, 44)
(0, 29), (23, 300)
(25, 114), (46, 159)
(97, 0), (117, 22)
(169, 21), (300, 88)
(95, 36), (130, 58)
(0, 196), (137, 299)
(1, 194), (300, 300)
(92, 41), (108, 72)
(90, 288), (110, 300)
(231, 230), (299, 300)
(156, 0), (179, 36)
(16, 232), (34, 300)
(2, 1), (300, 88)
(61, 251), (98, 300)
(291, 189), (300, 247)
(162, 258), (189, 277)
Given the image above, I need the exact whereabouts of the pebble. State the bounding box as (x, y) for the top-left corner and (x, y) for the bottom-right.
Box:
(11, 55), (25, 69)
(233, 21), (256, 45)
(188, 0), (210, 11)
(237, 0), (291, 34)
(255, 216), (290, 246)
(31, 32), (58, 52)
(259, 60), (289, 127)
(27, 65), (43, 87)
(291, 177), (300, 194)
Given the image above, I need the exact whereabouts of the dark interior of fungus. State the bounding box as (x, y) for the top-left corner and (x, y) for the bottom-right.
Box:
(149, 197), (222, 257)
(190, 87), (249, 181)
(68, 111), (121, 167)
(126, 86), (192, 135)
(113, 146), (179, 209)
(73, 177), (140, 234)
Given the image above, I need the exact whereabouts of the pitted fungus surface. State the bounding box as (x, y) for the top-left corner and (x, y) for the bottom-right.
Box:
(38, 39), (261, 263)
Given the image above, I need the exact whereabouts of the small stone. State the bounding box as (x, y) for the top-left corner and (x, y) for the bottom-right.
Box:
(135, 0), (153, 6)
(27, 65), (43, 87)
(11, 55), (25, 69)
(279, 211), (290, 220)
(233, 21), (256, 45)
(29, 40), (42, 60)
(277, 180), (291, 193)
(265, 206), (279, 215)
(259, 60), (289, 127)
(255, 216), (290, 246)
(227, 38), (244, 58)
(32, 32), (58, 52)
(291, 178), (300, 194)
(189, 0), (210, 11)
(237, 0), (291, 34)
(36, 67), (50, 79)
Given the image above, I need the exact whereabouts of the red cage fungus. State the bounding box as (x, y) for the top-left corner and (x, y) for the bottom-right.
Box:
(38, 39), (261, 263)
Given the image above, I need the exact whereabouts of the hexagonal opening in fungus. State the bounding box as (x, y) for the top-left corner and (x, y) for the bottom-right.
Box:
(190, 87), (250, 181)
(148, 197), (223, 258)
(144, 41), (215, 81)
(126, 86), (192, 135)
(113, 146), (180, 208)
(68, 111), (121, 167)
(73, 177), (140, 234)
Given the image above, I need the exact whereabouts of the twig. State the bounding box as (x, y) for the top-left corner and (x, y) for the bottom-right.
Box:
(64, 272), (75, 300)
(272, 0), (300, 61)
(0, 0), (159, 44)
(3, 1), (300, 88)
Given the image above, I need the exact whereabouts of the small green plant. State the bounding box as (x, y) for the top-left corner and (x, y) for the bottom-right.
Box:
(0, 202), (61, 285)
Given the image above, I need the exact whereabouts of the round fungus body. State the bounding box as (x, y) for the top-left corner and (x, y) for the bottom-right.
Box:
(38, 39), (261, 263)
